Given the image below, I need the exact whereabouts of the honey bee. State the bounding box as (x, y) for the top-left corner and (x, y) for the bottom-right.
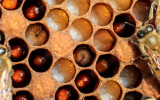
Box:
(0, 45), (13, 100)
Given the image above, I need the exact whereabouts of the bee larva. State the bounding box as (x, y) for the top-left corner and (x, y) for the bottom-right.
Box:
(0, 45), (13, 100)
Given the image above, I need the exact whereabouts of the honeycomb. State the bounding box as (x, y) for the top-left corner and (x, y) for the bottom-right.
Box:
(0, 0), (160, 100)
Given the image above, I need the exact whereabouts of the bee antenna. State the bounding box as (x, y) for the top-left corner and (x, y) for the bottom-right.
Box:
(124, 22), (140, 28)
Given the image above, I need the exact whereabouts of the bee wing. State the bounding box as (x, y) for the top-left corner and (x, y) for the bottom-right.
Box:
(141, 96), (156, 100)
(144, 46), (160, 70)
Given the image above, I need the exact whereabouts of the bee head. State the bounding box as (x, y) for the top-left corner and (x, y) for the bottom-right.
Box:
(137, 24), (154, 39)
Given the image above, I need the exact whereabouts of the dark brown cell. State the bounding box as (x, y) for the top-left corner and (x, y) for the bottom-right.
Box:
(23, 0), (46, 21)
(73, 45), (96, 67)
(12, 64), (31, 88)
(25, 23), (49, 46)
(113, 14), (136, 37)
(96, 54), (119, 78)
(13, 91), (34, 100)
(29, 49), (52, 72)
(9, 38), (28, 62)
(75, 70), (99, 93)
(1, 0), (23, 10)
(0, 31), (5, 44)
(123, 91), (142, 100)
(55, 85), (79, 100)
(84, 96), (98, 100)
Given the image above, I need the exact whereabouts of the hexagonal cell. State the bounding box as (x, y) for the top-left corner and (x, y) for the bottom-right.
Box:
(13, 91), (34, 100)
(99, 81), (121, 100)
(113, 14), (136, 37)
(120, 65), (142, 88)
(75, 70), (99, 93)
(133, 0), (151, 22)
(67, 0), (90, 16)
(9, 37), (28, 62)
(84, 96), (98, 100)
(1, 0), (23, 10)
(0, 31), (5, 44)
(96, 54), (119, 78)
(22, 0), (46, 21)
(93, 29), (116, 52)
(12, 64), (31, 88)
(123, 91), (142, 100)
(91, 3), (112, 26)
(110, 0), (132, 11)
(46, 9), (69, 31)
(73, 44), (96, 67)
(29, 49), (52, 72)
(25, 23), (49, 46)
(52, 58), (76, 83)
(69, 18), (93, 42)
(55, 85), (79, 100)
(45, 0), (65, 5)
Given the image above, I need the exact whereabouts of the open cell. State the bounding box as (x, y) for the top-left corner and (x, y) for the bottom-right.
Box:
(69, 18), (93, 42)
(13, 91), (34, 100)
(12, 64), (31, 88)
(25, 23), (49, 46)
(133, 0), (151, 22)
(123, 91), (142, 100)
(23, 0), (46, 21)
(0, 31), (5, 44)
(91, 4), (112, 26)
(93, 29), (116, 52)
(113, 14), (136, 37)
(52, 58), (76, 83)
(45, 0), (65, 5)
(84, 96), (98, 100)
(99, 81), (121, 100)
(46, 9), (69, 31)
(29, 49), (52, 72)
(55, 85), (79, 100)
(73, 44), (96, 67)
(75, 70), (99, 93)
(96, 54), (119, 78)
(120, 65), (142, 88)
(67, 0), (90, 16)
(1, 0), (23, 10)
(110, 0), (132, 11)
(9, 38), (28, 62)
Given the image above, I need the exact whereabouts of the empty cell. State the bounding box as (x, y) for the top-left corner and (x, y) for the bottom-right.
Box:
(52, 58), (76, 83)
(70, 18), (93, 42)
(110, 0), (132, 11)
(123, 91), (142, 100)
(133, 0), (151, 22)
(12, 64), (31, 88)
(29, 49), (52, 72)
(120, 65), (142, 88)
(99, 81), (121, 100)
(113, 14), (136, 37)
(75, 70), (99, 93)
(13, 91), (34, 100)
(45, 0), (65, 5)
(91, 4), (112, 26)
(46, 9), (69, 31)
(84, 96), (98, 100)
(23, 0), (46, 21)
(67, 0), (90, 16)
(55, 85), (79, 100)
(96, 54), (119, 78)
(9, 38), (28, 62)
(93, 29), (116, 52)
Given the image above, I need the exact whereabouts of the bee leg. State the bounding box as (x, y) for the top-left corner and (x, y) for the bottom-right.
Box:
(147, 61), (156, 75)
(132, 55), (149, 63)
(149, 1), (158, 20)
